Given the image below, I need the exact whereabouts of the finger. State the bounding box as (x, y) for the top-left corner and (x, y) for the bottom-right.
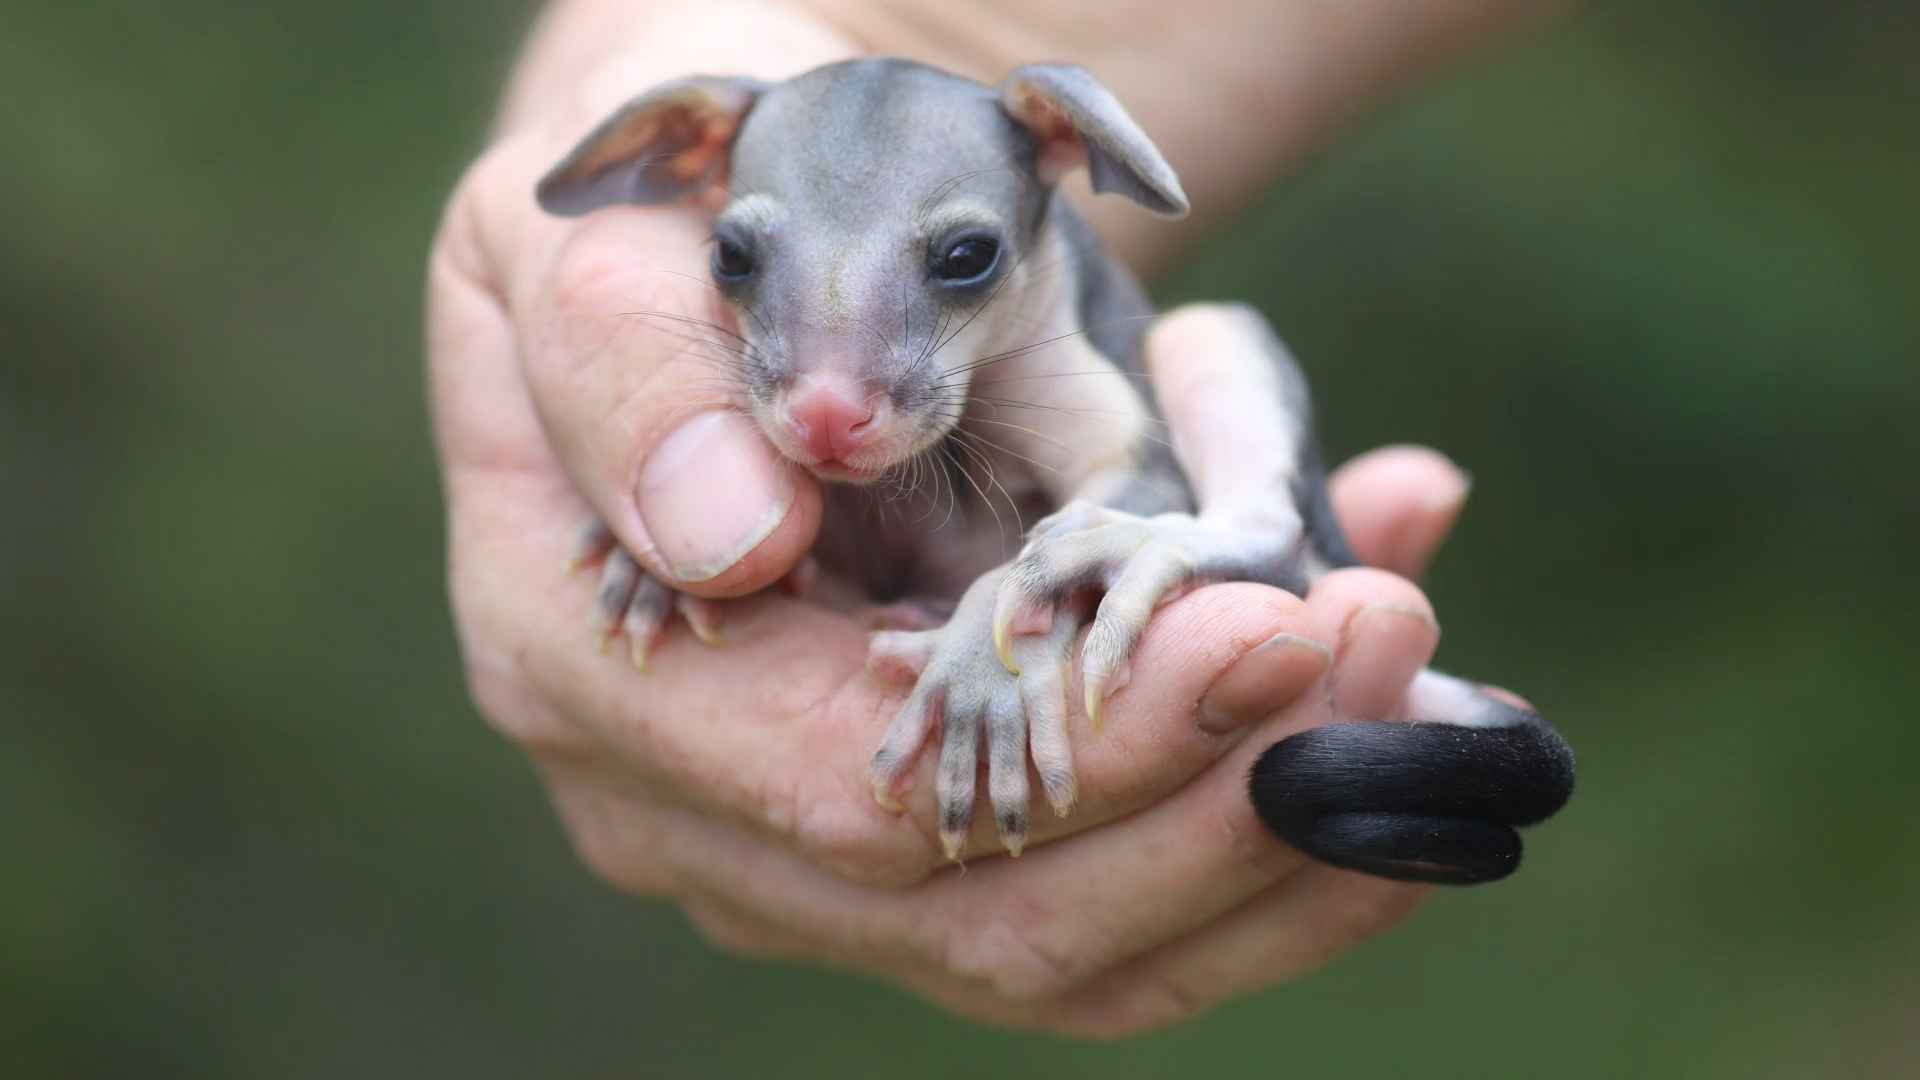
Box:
(682, 860), (1422, 1040)
(900, 570), (1438, 999)
(612, 803), (1421, 1038)
(640, 571), (1439, 1003)
(1304, 567), (1442, 720)
(1327, 444), (1471, 580)
(1051, 866), (1428, 1037)
(455, 142), (821, 599)
(528, 212), (823, 597)
(941, 581), (1337, 860)
(539, 766), (682, 897)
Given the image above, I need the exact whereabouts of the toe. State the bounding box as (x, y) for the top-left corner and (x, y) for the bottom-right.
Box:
(592, 548), (642, 650)
(565, 520), (616, 576)
(985, 692), (1030, 856)
(623, 573), (674, 672)
(1081, 543), (1192, 704)
(936, 698), (983, 860)
(868, 629), (937, 685)
(870, 682), (941, 809)
(1015, 617), (1079, 818)
(677, 594), (726, 645)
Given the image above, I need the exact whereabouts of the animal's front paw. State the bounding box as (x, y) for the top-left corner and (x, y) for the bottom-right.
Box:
(565, 521), (733, 671)
(991, 501), (1299, 728)
(866, 571), (1081, 860)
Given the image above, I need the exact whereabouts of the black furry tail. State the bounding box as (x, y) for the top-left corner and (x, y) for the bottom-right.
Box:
(1248, 672), (1575, 885)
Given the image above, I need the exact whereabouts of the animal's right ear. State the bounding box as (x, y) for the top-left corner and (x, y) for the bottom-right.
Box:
(536, 76), (767, 216)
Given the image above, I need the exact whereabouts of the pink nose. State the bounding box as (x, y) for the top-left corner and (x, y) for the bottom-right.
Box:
(785, 388), (882, 460)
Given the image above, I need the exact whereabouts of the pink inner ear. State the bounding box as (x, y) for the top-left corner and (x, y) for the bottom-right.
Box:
(1006, 83), (1089, 186)
(569, 91), (743, 191)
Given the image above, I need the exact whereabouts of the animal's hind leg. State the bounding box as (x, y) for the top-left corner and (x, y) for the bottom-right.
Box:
(1164, 305), (1577, 884)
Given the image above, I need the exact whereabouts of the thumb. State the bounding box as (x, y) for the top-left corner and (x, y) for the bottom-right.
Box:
(479, 150), (821, 597)
(629, 406), (822, 597)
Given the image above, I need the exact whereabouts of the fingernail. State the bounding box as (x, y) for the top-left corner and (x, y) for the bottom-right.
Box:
(1426, 469), (1472, 515)
(637, 411), (795, 582)
(1396, 472), (1471, 579)
(1198, 632), (1332, 734)
(1332, 603), (1439, 719)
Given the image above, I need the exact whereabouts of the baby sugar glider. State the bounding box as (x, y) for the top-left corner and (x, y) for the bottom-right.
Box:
(537, 58), (1575, 884)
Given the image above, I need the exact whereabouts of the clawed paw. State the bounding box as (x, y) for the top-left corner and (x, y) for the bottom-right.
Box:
(566, 520), (750, 671)
(993, 501), (1228, 728)
(867, 501), (1287, 861)
(867, 571), (1080, 859)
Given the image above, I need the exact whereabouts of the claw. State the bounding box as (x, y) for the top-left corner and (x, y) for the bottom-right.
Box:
(991, 597), (1055, 674)
(677, 595), (726, 645)
(992, 610), (1020, 674)
(1084, 673), (1105, 733)
(565, 521), (615, 577)
(941, 830), (967, 862)
(873, 782), (903, 813)
(1047, 788), (1076, 819)
(996, 808), (1028, 858)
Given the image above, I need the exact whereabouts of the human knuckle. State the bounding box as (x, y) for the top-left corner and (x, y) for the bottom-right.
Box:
(548, 236), (650, 318)
(566, 813), (666, 897)
(793, 804), (927, 889)
(780, 765), (932, 889)
(683, 905), (783, 959)
(939, 911), (1082, 1000)
(1215, 800), (1294, 876)
(461, 657), (581, 753)
(1101, 973), (1208, 1036)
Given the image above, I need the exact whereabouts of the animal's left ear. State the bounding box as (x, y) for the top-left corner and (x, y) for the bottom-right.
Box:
(998, 64), (1189, 217)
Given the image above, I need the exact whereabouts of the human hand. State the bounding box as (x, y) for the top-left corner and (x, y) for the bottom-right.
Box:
(433, 171), (1471, 1027)
(427, 0), (1499, 1035)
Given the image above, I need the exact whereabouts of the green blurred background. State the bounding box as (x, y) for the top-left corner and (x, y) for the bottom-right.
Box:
(4, 0), (1916, 1075)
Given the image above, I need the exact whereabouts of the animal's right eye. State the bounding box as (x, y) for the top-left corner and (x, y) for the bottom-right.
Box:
(712, 239), (755, 281)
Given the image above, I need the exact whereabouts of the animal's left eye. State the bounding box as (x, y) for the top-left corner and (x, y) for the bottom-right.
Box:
(936, 237), (1000, 282)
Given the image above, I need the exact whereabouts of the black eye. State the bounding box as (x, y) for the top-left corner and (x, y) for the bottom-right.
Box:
(936, 237), (999, 282)
(712, 238), (754, 281)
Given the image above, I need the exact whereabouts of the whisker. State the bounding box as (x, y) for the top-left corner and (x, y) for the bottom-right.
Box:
(953, 425), (1064, 479)
(936, 314), (1159, 381)
(613, 306), (759, 350)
